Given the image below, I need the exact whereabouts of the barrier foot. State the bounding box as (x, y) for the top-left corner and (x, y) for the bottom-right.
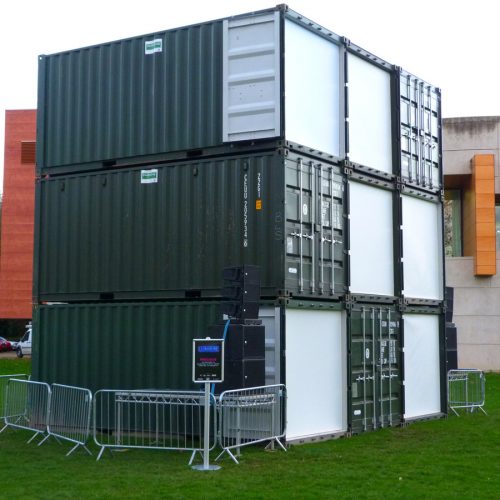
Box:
(27, 431), (43, 444)
(0, 424), (7, 434)
(274, 438), (287, 452)
(66, 443), (80, 456)
(96, 446), (106, 461)
(188, 450), (202, 466)
(479, 406), (488, 415)
(265, 440), (275, 451)
(265, 438), (286, 452)
(64, 442), (92, 457)
(38, 434), (50, 446)
(215, 448), (239, 465)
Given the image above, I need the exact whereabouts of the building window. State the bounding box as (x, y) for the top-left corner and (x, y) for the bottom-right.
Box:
(444, 189), (462, 257)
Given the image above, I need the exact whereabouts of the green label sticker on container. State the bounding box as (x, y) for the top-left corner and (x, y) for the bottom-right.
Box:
(145, 39), (162, 55)
(141, 169), (158, 184)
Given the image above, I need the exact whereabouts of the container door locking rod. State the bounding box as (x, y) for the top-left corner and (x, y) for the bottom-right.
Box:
(299, 158), (304, 293)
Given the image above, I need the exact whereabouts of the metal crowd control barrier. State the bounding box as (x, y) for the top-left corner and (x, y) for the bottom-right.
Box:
(448, 369), (487, 416)
(39, 384), (93, 456)
(1, 374), (28, 422)
(0, 379), (51, 442)
(216, 384), (287, 464)
(93, 389), (217, 462)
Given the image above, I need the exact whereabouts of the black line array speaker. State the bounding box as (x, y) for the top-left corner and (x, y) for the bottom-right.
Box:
(209, 321), (266, 392)
(445, 321), (458, 370)
(446, 287), (454, 323)
(445, 322), (457, 350)
(221, 265), (261, 320)
(446, 350), (458, 370)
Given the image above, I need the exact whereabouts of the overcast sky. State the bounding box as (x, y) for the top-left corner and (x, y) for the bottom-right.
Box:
(1, 0), (499, 190)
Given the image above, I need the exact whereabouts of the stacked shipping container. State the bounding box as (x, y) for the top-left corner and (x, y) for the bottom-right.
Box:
(33, 6), (446, 442)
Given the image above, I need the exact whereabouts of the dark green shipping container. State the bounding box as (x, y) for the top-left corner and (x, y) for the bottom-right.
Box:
(35, 149), (345, 301)
(36, 6), (350, 173)
(36, 6), (442, 191)
(32, 299), (348, 442)
(32, 301), (222, 393)
(348, 304), (402, 433)
(37, 17), (224, 171)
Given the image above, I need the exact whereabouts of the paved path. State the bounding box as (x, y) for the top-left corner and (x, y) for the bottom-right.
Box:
(0, 352), (18, 359)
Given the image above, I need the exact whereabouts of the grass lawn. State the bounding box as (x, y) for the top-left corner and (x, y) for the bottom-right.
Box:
(1, 359), (499, 499)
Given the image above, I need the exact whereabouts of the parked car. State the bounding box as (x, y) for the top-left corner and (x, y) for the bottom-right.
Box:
(0, 337), (13, 352)
(16, 324), (32, 358)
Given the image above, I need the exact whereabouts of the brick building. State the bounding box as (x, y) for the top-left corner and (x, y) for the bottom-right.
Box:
(0, 110), (36, 319)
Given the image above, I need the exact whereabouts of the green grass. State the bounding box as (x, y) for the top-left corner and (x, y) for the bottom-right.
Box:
(1, 360), (499, 499)
(0, 358), (31, 375)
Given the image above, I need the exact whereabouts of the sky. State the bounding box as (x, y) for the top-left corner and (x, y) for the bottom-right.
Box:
(1, 0), (499, 190)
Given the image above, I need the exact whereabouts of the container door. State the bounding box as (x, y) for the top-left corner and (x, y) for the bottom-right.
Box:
(222, 12), (281, 142)
(285, 158), (345, 297)
(403, 313), (442, 419)
(349, 306), (401, 433)
(399, 71), (441, 189)
(285, 309), (346, 441)
(284, 19), (341, 156)
(347, 54), (392, 174)
(402, 195), (444, 300)
(349, 181), (394, 296)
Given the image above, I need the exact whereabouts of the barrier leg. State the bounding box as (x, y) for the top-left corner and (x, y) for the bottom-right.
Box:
(215, 448), (239, 465)
(27, 431), (44, 444)
(274, 438), (287, 452)
(96, 446), (106, 461)
(189, 450), (203, 465)
(38, 434), (50, 446)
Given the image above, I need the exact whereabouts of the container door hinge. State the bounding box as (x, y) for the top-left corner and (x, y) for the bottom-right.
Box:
(397, 298), (408, 312)
(344, 294), (356, 310)
(343, 160), (353, 177)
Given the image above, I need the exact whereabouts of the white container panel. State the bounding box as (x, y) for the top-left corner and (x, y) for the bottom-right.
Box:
(285, 20), (341, 156)
(403, 314), (441, 419)
(349, 182), (394, 296)
(285, 309), (346, 441)
(347, 54), (392, 173)
(223, 13), (281, 142)
(402, 195), (444, 300)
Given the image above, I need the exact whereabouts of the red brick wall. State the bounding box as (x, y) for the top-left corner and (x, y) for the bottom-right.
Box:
(0, 110), (36, 319)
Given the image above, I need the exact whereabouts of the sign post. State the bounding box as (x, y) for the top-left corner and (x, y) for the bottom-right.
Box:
(192, 337), (224, 471)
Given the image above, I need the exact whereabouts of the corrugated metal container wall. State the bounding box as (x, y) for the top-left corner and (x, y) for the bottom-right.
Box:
(348, 304), (402, 433)
(35, 150), (345, 301)
(32, 301), (221, 392)
(37, 20), (223, 169)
